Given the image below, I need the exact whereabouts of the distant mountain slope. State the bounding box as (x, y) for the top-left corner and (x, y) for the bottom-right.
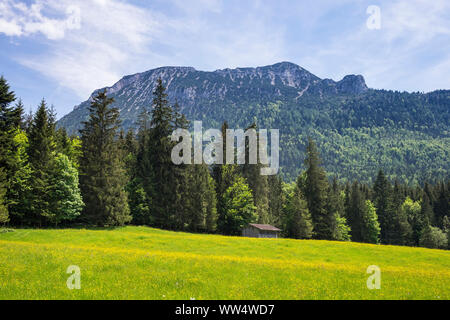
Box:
(57, 62), (450, 184)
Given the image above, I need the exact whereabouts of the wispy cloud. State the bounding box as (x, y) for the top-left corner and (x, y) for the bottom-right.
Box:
(1, 0), (449, 107)
(2, 0), (286, 100)
(295, 0), (450, 92)
(0, 0), (81, 39)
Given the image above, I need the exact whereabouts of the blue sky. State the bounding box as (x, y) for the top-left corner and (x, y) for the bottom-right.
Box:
(1, 0), (449, 118)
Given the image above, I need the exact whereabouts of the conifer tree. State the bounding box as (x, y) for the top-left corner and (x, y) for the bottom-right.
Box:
(434, 182), (450, 229)
(134, 108), (154, 224)
(123, 129), (151, 225)
(373, 169), (396, 243)
(213, 122), (243, 234)
(242, 124), (270, 224)
(391, 181), (413, 245)
(285, 183), (313, 239)
(0, 169), (9, 224)
(304, 138), (332, 239)
(144, 79), (180, 229)
(268, 175), (284, 228)
(185, 164), (218, 232)
(27, 99), (55, 225)
(79, 90), (131, 226)
(347, 181), (365, 242)
(0, 77), (19, 196)
(327, 177), (350, 240)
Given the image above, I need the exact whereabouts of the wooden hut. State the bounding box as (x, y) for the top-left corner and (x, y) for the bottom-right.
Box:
(242, 224), (281, 238)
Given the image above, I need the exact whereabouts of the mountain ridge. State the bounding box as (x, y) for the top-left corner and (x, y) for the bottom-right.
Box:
(71, 61), (367, 111)
(57, 61), (449, 184)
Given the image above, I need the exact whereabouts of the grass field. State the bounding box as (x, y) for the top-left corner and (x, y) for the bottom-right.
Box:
(0, 226), (449, 300)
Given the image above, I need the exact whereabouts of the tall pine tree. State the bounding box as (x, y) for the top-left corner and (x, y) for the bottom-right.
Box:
(79, 90), (131, 226)
(27, 99), (56, 225)
(304, 138), (332, 239)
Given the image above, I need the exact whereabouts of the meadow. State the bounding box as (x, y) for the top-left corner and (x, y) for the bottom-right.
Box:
(0, 226), (449, 300)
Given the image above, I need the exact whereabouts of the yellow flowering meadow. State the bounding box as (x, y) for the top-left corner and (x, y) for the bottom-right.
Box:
(0, 226), (449, 299)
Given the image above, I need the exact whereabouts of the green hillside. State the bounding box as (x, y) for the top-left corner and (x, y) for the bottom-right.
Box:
(1, 226), (449, 300)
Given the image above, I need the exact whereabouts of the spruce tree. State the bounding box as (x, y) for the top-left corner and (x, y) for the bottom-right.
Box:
(242, 123), (270, 224)
(134, 108), (154, 224)
(216, 164), (241, 234)
(145, 79), (180, 229)
(27, 99), (55, 225)
(373, 170), (396, 244)
(0, 169), (9, 224)
(185, 164), (218, 232)
(434, 182), (450, 229)
(327, 177), (350, 240)
(0, 76), (16, 225)
(347, 181), (365, 242)
(285, 183), (313, 239)
(79, 90), (131, 226)
(268, 175), (284, 228)
(0, 76), (21, 211)
(214, 122), (243, 234)
(304, 138), (332, 239)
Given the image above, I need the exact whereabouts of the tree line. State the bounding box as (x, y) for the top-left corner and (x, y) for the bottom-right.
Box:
(0, 76), (449, 250)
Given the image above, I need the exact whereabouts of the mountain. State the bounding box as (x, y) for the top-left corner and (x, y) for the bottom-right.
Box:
(57, 62), (450, 184)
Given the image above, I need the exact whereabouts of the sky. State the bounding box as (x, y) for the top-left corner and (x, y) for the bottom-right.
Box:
(1, 0), (450, 119)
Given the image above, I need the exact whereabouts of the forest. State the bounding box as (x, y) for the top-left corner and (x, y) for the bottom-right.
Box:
(1, 76), (449, 250)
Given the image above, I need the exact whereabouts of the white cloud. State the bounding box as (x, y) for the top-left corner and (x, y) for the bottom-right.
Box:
(3, 0), (287, 100)
(7, 0), (161, 98)
(0, 0), (81, 39)
(2, 0), (449, 104)
(294, 0), (450, 92)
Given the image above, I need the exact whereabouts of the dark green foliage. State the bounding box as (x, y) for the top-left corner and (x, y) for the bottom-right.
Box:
(215, 164), (241, 234)
(0, 169), (8, 224)
(79, 90), (131, 226)
(327, 178), (350, 241)
(346, 182), (365, 242)
(284, 183), (313, 239)
(122, 130), (152, 225)
(26, 100), (56, 225)
(304, 138), (333, 239)
(434, 182), (450, 228)
(241, 124), (270, 224)
(268, 175), (284, 228)
(184, 164), (218, 232)
(372, 170), (395, 243)
(143, 79), (179, 228)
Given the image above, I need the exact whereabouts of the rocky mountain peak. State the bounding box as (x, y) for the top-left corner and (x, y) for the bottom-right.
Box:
(336, 74), (368, 94)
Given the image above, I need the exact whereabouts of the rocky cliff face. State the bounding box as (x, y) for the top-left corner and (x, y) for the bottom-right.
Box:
(58, 61), (368, 133)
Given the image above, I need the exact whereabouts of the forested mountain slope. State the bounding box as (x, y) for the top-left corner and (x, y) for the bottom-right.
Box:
(57, 62), (450, 184)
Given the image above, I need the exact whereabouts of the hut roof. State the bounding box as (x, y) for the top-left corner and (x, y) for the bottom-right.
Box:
(248, 224), (281, 231)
